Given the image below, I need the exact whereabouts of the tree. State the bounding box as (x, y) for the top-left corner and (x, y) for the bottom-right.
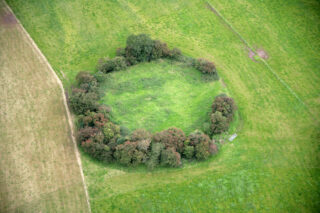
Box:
(210, 111), (229, 134)
(183, 145), (194, 159)
(194, 58), (216, 74)
(97, 56), (127, 73)
(152, 127), (186, 153)
(195, 141), (210, 160)
(93, 131), (105, 143)
(125, 34), (154, 64)
(114, 141), (136, 166)
(77, 126), (99, 144)
(76, 71), (97, 85)
(130, 129), (151, 142)
(93, 71), (106, 83)
(187, 130), (211, 146)
(69, 89), (99, 115)
(136, 139), (151, 153)
(103, 122), (120, 144)
(146, 142), (165, 169)
(114, 141), (146, 166)
(212, 94), (236, 122)
(150, 40), (171, 60)
(160, 147), (181, 167)
(73, 71), (100, 95)
(186, 130), (211, 160)
(168, 48), (182, 60)
(160, 42), (171, 57)
(82, 142), (113, 163)
(120, 126), (130, 137)
(150, 40), (163, 60)
(78, 111), (108, 128)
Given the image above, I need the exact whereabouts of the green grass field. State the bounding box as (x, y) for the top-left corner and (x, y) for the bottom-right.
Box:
(102, 60), (226, 134)
(6, 0), (320, 212)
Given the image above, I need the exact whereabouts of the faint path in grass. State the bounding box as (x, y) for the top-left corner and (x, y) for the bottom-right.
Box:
(205, 1), (317, 121)
(3, 1), (91, 212)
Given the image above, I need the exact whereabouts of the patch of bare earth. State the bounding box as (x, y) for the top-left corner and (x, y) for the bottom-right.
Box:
(248, 47), (269, 62)
(257, 48), (269, 59)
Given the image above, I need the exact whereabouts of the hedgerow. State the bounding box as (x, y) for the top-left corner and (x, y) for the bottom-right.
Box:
(69, 34), (237, 169)
(97, 56), (127, 73)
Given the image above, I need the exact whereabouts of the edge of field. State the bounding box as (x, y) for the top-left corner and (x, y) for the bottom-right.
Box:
(3, 1), (91, 212)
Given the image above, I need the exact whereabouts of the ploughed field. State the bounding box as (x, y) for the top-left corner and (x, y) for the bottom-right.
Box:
(6, 0), (320, 212)
(0, 1), (89, 212)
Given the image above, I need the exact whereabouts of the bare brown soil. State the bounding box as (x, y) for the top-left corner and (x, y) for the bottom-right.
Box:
(257, 48), (269, 59)
(248, 48), (269, 62)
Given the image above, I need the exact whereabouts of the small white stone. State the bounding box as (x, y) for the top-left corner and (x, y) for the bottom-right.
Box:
(229, 133), (237, 142)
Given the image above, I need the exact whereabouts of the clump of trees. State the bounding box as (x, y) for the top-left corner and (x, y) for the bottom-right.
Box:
(184, 130), (212, 160)
(114, 141), (147, 166)
(97, 34), (172, 70)
(211, 94), (237, 122)
(69, 34), (238, 169)
(160, 147), (181, 167)
(97, 34), (218, 79)
(97, 57), (127, 73)
(69, 71), (100, 114)
(193, 58), (219, 80)
(152, 127), (186, 153)
(130, 129), (151, 142)
(210, 94), (237, 135)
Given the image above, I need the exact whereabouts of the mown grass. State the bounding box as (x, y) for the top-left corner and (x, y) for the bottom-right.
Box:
(101, 59), (226, 134)
(7, 0), (320, 212)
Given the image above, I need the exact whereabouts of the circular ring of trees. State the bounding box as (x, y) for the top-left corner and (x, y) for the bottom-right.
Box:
(69, 34), (237, 169)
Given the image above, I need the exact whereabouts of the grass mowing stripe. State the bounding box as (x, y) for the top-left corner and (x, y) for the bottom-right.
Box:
(205, 1), (311, 116)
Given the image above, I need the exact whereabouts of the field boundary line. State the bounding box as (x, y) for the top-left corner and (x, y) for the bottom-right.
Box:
(3, 1), (91, 212)
(205, 1), (308, 109)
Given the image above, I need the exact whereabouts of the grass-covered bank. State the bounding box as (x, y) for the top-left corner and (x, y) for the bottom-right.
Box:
(102, 59), (227, 134)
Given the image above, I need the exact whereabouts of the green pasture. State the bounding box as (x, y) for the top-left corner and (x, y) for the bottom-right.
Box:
(101, 60), (226, 134)
(7, 0), (320, 212)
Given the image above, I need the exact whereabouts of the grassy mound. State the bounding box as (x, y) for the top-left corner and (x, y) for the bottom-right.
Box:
(101, 59), (226, 134)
